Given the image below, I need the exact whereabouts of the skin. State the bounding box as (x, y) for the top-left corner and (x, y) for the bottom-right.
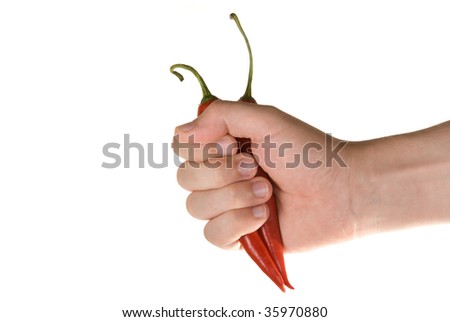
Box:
(173, 100), (450, 252)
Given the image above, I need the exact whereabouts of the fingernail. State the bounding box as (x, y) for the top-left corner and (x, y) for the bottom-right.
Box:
(252, 205), (267, 219)
(237, 159), (256, 177)
(177, 120), (196, 132)
(252, 180), (268, 198)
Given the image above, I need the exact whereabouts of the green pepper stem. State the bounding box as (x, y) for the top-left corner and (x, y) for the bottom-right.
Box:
(170, 64), (216, 104)
(230, 13), (253, 99)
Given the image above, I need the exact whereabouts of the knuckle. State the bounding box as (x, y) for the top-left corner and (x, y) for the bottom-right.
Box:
(225, 184), (239, 204)
(265, 104), (280, 115)
(203, 221), (223, 248)
(176, 162), (188, 188)
(185, 192), (199, 218)
(203, 223), (215, 245)
(225, 182), (255, 209)
(177, 161), (200, 190)
(203, 157), (222, 169)
(211, 162), (228, 184)
(203, 214), (236, 249)
(226, 210), (241, 233)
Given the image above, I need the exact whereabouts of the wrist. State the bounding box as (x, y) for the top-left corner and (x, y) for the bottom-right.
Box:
(350, 122), (450, 236)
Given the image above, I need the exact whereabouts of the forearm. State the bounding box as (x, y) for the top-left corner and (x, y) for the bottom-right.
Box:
(352, 121), (450, 236)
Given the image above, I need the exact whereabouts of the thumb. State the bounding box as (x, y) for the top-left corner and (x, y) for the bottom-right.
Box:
(175, 99), (288, 146)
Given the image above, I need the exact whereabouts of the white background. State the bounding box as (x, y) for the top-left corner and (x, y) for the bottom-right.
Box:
(1, 1), (450, 321)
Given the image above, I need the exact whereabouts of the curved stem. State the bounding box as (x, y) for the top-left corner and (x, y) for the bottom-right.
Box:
(230, 13), (253, 99)
(170, 64), (215, 103)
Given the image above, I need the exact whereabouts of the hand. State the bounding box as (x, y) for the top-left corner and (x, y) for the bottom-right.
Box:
(173, 100), (357, 252)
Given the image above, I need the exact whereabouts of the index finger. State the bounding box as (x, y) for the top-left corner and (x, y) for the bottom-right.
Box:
(172, 133), (238, 162)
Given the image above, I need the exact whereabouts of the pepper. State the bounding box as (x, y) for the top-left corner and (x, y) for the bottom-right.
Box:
(230, 13), (294, 290)
(170, 63), (286, 292)
(169, 64), (217, 116)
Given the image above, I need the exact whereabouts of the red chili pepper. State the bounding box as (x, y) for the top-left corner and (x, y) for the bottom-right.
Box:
(170, 63), (286, 292)
(230, 13), (294, 290)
